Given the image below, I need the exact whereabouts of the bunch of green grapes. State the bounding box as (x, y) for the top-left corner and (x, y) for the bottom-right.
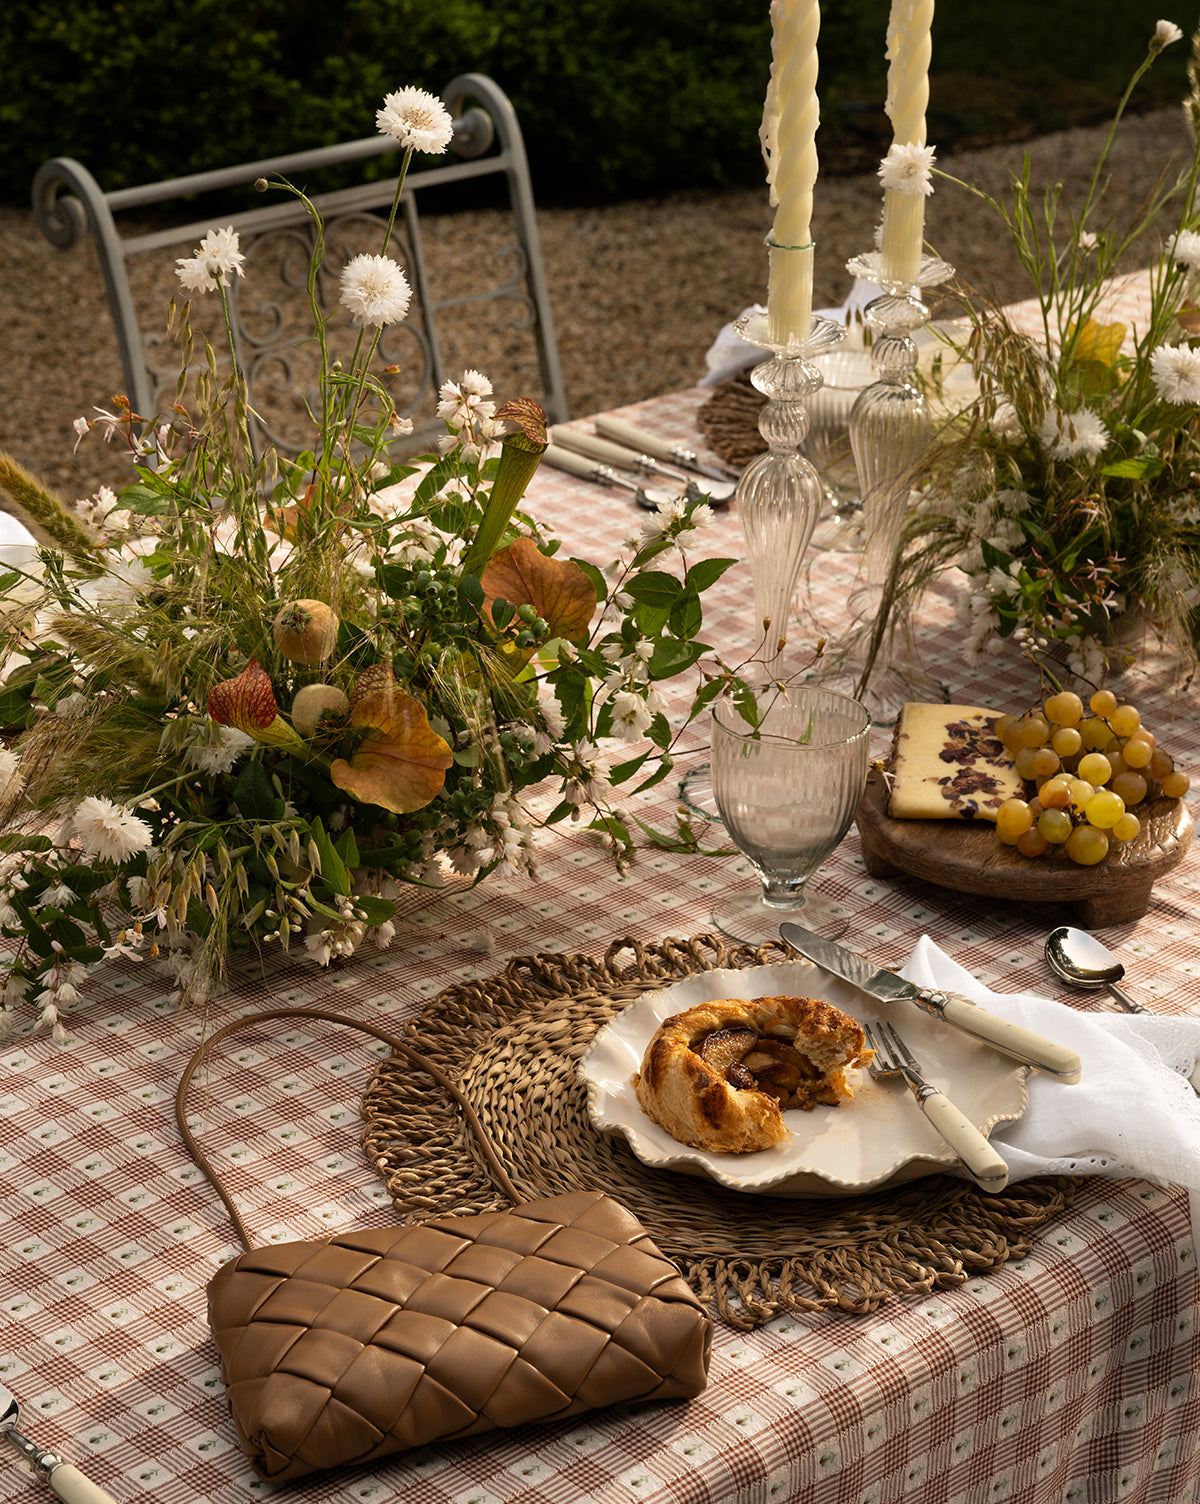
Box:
(992, 689), (1190, 866)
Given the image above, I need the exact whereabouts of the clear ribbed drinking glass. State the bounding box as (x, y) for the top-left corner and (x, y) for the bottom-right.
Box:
(709, 688), (870, 943)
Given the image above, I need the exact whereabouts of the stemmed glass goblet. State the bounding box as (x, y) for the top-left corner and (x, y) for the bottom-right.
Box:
(709, 688), (871, 944)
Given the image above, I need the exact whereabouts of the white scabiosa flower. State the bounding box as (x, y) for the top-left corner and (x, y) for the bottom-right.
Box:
(376, 86), (455, 154)
(1038, 406), (1109, 460)
(1150, 342), (1200, 404)
(877, 142), (937, 196)
(71, 796), (153, 864)
(339, 253), (412, 328)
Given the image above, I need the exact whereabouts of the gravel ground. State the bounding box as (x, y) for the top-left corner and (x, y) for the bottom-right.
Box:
(0, 107), (1191, 506)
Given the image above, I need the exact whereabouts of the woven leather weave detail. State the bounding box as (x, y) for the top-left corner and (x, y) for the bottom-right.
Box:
(209, 1189), (712, 1481)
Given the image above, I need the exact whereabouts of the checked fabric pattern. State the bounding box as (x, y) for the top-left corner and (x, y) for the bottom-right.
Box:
(207, 1190), (712, 1482)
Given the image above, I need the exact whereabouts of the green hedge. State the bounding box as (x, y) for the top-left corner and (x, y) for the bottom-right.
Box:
(0, 0), (1188, 207)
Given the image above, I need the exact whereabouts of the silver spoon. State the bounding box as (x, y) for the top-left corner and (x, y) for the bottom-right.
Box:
(1045, 926), (1200, 1094)
(1045, 925), (1148, 1014)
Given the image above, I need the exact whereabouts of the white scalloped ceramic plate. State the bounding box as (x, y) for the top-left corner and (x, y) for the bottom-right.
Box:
(578, 960), (1027, 1197)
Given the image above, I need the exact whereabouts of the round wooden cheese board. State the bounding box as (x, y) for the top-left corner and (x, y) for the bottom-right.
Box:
(855, 767), (1193, 926)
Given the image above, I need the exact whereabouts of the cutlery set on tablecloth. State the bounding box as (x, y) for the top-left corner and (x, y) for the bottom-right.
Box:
(544, 418), (738, 509)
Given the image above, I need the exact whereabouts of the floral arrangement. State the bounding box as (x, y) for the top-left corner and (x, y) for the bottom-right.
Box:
(0, 86), (739, 1037)
(904, 19), (1200, 677)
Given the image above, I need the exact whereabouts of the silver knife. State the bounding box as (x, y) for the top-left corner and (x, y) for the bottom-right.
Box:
(549, 425), (736, 504)
(593, 415), (740, 483)
(779, 920), (1082, 1083)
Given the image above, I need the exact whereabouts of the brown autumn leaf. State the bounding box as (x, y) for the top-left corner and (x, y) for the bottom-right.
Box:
(329, 687), (453, 814)
(480, 535), (597, 643)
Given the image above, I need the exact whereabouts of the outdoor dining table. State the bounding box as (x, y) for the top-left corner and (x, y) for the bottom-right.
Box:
(3, 367), (1200, 1504)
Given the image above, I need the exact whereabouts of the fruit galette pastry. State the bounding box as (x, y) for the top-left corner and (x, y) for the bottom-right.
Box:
(633, 994), (872, 1154)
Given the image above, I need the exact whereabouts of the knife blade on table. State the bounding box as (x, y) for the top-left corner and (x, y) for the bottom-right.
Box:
(593, 415), (740, 483)
(779, 920), (1082, 1083)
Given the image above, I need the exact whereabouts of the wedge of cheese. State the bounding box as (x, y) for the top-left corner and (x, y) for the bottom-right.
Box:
(888, 703), (1022, 821)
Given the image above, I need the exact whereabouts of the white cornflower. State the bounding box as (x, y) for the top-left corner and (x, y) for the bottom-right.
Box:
(339, 253), (412, 328)
(877, 142), (937, 196)
(609, 690), (654, 743)
(1151, 19), (1184, 51)
(388, 410), (415, 436)
(1164, 229), (1200, 270)
(1078, 230), (1098, 252)
(376, 86), (454, 154)
(1038, 406), (1109, 460)
(185, 725), (255, 775)
(71, 796), (153, 864)
(175, 225), (244, 294)
(1150, 342), (1200, 403)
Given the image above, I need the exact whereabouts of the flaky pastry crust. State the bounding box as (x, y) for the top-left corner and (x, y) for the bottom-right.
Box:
(632, 994), (870, 1155)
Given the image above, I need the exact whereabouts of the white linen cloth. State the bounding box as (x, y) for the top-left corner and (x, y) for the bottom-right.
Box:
(902, 935), (1200, 1192)
(699, 279), (882, 385)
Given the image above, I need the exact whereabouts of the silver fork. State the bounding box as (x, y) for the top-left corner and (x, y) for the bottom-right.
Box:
(863, 1021), (1009, 1192)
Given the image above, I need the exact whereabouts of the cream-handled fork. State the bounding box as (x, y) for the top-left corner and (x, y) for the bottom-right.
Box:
(862, 1021), (1010, 1192)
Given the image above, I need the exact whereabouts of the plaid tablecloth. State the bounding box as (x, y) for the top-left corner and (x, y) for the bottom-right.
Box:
(3, 385), (1199, 1504)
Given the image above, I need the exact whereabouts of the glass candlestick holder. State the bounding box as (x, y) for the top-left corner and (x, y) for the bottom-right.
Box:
(732, 307), (845, 683)
(811, 249), (953, 721)
(676, 306), (843, 824)
(847, 249), (952, 619)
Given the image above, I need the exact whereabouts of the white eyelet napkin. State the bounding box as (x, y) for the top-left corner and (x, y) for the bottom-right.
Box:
(901, 935), (1200, 1193)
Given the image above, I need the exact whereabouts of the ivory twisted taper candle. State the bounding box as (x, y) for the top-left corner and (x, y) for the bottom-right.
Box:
(880, 0), (934, 284)
(761, 0), (821, 346)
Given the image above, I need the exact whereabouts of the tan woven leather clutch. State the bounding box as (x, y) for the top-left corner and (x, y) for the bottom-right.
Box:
(178, 1007), (712, 1483)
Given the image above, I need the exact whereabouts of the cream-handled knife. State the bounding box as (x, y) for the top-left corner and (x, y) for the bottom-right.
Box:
(1, 1382), (118, 1504)
(779, 920), (1082, 1083)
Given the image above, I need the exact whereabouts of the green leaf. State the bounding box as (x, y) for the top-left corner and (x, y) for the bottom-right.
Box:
(571, 557), (609, 605)
(457, 574), (485, 612)
(1101, 456), (1163, 480)
(684, 556), (737, 592)
(308, 816), (350, 896)
(120, 482), (174, 517)
(667, 592), (702, 640)
(354, 894), (396, 925)
(0, 685), (34, 727)
(622, 571), (683, 607)
(335, 827), (360, 872)
(233, 760), (277, 821)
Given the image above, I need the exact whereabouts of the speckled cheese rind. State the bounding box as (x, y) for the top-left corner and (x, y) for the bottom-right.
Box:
(888, 703), (1022, 822)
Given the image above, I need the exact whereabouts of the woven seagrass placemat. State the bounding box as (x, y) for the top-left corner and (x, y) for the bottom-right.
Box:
(360, 934), (1078, 1330)
(696, 374), (768, 469)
